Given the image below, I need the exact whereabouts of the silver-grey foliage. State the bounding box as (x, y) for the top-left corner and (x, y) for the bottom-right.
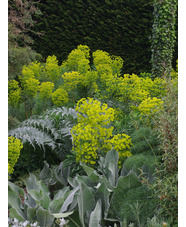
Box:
(9, 107), (78, 160)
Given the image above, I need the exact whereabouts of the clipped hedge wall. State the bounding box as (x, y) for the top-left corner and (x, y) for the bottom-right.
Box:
(30, 0), (177, 75)
(31, 0), (154, 74)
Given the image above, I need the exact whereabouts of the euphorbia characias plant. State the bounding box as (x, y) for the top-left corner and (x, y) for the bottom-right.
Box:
(71, 98), (132, 167)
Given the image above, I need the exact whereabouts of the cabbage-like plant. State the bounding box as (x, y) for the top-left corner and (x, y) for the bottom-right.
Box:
(9, 150), (157, 226)
(8, 173), (76, 227)
(43, 150), (156, 226)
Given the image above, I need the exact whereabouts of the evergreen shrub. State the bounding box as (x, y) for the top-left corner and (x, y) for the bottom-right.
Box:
(71, 98), (132, 168)
(31, 0), (155, 74)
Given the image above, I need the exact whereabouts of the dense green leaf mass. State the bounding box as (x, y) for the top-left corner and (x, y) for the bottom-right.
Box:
(31, 0), (155, 74)
(151, 0), (178, 78)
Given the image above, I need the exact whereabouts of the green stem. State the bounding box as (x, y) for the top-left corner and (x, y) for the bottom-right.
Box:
(68, 217), (81, 227)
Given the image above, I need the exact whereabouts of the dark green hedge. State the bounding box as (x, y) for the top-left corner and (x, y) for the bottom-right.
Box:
(30, 0), (176, 74)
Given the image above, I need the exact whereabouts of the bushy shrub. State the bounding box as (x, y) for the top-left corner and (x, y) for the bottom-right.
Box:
(8, 80), (22, 106)
(62, 71), (85, 91)
(45, 55), (61, 82)
(8, 47), (42, 80)
(39, 81), (54, 100)
(10, 45), (172, 120)
(30, 0), (158, 74)
(8, 136), (23, 176)
(105, 73), (166, 112)
(121, 153), (157, 179)
(51, 87), (69, 107)
(130, 127), (159, 155)
(138, 97), (164, 116)
(109, 184), (156, 225)
(71, 98), (132, 167)
(62, 45), (90, 73)
(20, 61), (44, 84)
(23, 78), (40, 98)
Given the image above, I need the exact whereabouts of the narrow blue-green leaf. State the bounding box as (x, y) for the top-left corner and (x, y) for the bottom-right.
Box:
(49, 197), (65, 213)
(36, 206), (54, 227)
(9, 208), (25, 222)
(95, 182), (110, 218)
(81, 163), (100, 182)
(60, 186), (79, 213)
(27, 207), (37, 222)
(8, 190), (26, 219)
(52, 211), (74, 218)
(105, 150), (119, 187)
(53, 187), (70, 200)
(8, 181), (26, 199)
(89, 200), (102, 227)
(27, 189), (42, 203)
(78, 183), (96, 227)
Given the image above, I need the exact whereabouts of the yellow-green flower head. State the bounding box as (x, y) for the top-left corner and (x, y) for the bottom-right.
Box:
(138, 97), (164, 115)
(93, 50), (124, 76)
(39, 81), (54, 99)
(71, 98), (116, 166)
(93, 50), (112, 66)
(20, 61), (43, 85)
(106, 133), (132, 168)
(8, 136), (23, 176)
(52, 87), (69, 106)
(8, 79), (19, 92)
(62, 45), (90, 72)
(8, 80), (21, 106)
(150, 77), (167, 98)
(105, 73), (167, 107)
(111, 55), (124, 74)
(62, 71), (85, 91)
(76, 97), (115, 125)
(24, 78), (40, 97)
(71, 98), (132, 167)
(77, 45), (90, 59)
(77, 58), (90, 74)
(45, 55), (61, 81)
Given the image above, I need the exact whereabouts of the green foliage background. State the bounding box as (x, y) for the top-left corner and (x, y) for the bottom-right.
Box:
(30, 0), (156, 74)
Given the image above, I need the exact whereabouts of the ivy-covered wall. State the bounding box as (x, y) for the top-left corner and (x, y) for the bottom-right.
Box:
(151, 0), (178, 78)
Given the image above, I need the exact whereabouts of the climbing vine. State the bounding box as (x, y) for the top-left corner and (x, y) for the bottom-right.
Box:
(151, 0), (178, 78)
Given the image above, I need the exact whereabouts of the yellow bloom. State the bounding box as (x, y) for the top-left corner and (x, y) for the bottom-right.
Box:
(138, 97), (164, 115)
(8, 136), (23, 176)
(71, 98), (132, 167)
(52, 87), (69, 106)
(8, 80), (21, 106)
(39, 82), (54, 99)
(24, 78), (40, 97)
